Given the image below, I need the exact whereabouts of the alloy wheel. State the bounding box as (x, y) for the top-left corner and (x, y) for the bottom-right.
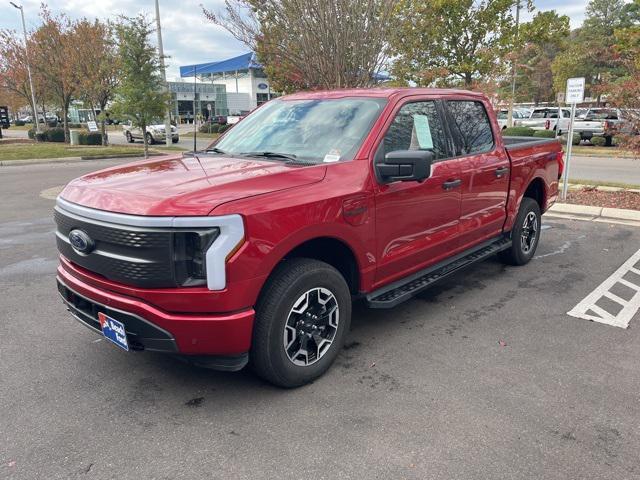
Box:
(520, 211), (538, 254)
(283, 287), (339, 366)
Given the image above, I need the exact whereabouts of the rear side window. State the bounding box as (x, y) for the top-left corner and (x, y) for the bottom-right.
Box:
(446, 101), (494, 155)
(383, 101), (449, 160)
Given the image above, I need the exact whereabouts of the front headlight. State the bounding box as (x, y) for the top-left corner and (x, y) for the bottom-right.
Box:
(173, 229), (219, 286)
(171, 214), (244, 290)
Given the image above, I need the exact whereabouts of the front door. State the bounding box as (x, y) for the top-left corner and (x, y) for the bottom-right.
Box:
(445, 99), (509, 250)
(373, 99), (463, 287)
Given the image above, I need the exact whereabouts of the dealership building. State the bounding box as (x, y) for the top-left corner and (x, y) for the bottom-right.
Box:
(170, 52), (276, 120)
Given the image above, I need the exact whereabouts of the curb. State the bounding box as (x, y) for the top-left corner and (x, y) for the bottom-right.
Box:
(547, 203), (640, 226)
(0, 152), (165, 167)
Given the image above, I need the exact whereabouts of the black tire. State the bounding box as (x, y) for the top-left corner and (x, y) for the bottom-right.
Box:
(498, 197), (541, 266)
(172, 137), (179, 144)
(146, 132), (154, 145)
(605, 135), (613, 147)
(251, 258), (352, 388)
(125, 131), (134, 143)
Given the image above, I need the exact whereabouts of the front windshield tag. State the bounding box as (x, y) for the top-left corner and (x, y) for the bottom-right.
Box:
(323, 150), (341, 163)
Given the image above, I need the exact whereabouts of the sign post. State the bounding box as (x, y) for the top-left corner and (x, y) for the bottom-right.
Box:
(562, 77), (585, 201)
(207, 103), (212, 134)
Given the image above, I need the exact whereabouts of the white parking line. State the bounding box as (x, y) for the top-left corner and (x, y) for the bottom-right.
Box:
(567, 248), (640, 329)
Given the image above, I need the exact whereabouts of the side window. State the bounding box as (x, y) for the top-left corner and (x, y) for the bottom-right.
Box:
(446, 101), (494, 155)
(383, 101), (449, 160)
(562, 109), (571, 118)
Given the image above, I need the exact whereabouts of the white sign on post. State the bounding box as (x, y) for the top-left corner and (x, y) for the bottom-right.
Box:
(566, 77), (585, 103)
(561, 77), (585, 201)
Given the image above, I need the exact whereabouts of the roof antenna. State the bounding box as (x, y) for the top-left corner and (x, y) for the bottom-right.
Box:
(193, 65), (197, 152)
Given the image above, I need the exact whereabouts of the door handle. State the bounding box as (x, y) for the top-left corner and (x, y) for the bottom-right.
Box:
(442, 179), (462, 190)
(495, 167), (509, 178)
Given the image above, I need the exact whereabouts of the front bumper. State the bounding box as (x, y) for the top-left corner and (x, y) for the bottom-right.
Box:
(57, 265), (254, 369)
(152, 132), (179, 141)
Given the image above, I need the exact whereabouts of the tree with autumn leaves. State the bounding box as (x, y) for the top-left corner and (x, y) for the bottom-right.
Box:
(203, 0), (397, 93)
(0, 7), (120, 143)
(601, 0), (640, 155)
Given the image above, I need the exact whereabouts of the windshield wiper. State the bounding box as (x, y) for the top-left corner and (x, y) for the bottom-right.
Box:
(240, 151), (298, 161)
(205, 147), (227, 154)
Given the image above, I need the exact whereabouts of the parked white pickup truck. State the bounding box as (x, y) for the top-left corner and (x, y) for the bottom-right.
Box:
(515, 107), (571, 134)
(496, 109), (529, 130)
(574, 108), (636, 144)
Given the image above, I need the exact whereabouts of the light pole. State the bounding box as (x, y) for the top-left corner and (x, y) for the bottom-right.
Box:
(10, 1), (41, 134)
(154, 0), (172, 147)
(507, 0), (521, 129)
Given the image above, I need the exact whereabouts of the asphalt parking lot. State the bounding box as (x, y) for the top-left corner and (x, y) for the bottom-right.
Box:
(1, 160), (639, 479)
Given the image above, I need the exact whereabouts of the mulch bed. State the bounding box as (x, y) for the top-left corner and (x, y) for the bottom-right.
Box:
(566, 188), (640, 211)
(0, 138), (34, 145)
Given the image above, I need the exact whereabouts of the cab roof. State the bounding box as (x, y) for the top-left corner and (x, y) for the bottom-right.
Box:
(283, 87), (486, 101)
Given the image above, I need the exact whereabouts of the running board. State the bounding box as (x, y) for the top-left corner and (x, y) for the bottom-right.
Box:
(366, 236), (512, 309)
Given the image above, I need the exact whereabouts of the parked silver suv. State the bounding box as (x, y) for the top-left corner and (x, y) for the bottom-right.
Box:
(123, 120), (179, 144)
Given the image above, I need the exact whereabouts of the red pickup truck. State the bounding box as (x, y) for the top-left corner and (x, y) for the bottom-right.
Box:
(55, 88), (563, 387)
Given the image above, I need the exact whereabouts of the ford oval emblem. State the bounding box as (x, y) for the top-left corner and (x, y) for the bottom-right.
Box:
(257, 82), (268, 90)
(69, 229), (95, 254)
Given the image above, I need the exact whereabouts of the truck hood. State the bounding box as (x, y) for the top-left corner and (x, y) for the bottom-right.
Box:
(60, 154), (327, 216)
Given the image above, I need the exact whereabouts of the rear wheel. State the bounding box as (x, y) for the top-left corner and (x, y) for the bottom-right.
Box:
(146, 132), (154, 145)
(125, 131), (133, 143)
(251, 258), (351, 388)
(499, 197), (541, 266)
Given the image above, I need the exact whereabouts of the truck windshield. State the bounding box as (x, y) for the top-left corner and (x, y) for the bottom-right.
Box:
(213, 97), (387, 164)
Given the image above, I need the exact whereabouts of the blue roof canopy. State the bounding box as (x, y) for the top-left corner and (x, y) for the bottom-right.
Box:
(179, 52), (262, 77)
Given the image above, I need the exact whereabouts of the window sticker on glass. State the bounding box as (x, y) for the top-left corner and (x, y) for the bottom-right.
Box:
(323, 149), (341, 162)
(413, 115), (433, 149)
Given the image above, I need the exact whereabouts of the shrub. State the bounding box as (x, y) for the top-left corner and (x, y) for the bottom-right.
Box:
(27, 128), (35, 139)
(218, 124), (231, 134)
(559, 133), (581, 146)
(590, 136), (607, 147)
(199, 122), (219, 133)
(612, 136), (620, 146)
(35, 132), (47, 142)
(78, 131), (103, 145)
(68, 123), (82, 129)
(533, 130), (557, 138)
(502, 126), (535, 137)
(45, 127), (66, 142)
(14, 120), (25, 126)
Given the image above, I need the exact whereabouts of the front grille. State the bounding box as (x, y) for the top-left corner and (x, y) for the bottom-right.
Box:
(55, 206), (178, 288)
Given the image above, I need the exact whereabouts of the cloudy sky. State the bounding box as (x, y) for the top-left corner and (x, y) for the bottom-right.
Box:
(1, 0), (591, 80)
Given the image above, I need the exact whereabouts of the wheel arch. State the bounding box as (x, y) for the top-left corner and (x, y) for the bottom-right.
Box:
(523, 176), (547, 211)
(262, 236), (362, 296)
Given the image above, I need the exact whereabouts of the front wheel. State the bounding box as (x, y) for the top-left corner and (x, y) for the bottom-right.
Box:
(499, 197), (541, 266)
(251, 258), (352, 388)
(125, 131), (133, 143)
(145, 132), (154, 145)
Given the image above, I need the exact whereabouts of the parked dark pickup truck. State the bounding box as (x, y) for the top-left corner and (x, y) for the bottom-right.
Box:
(55, 88), (563, 387)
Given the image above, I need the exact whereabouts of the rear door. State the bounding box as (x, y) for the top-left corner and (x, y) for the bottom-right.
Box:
(444, 99), (509, 250)
(373, 98), (463, 286)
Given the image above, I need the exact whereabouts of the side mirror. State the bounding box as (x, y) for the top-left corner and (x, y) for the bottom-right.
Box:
(376, 150), (433, 183)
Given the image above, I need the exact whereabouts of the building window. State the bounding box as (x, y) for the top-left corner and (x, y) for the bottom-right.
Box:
(257, 93), (270, 106)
